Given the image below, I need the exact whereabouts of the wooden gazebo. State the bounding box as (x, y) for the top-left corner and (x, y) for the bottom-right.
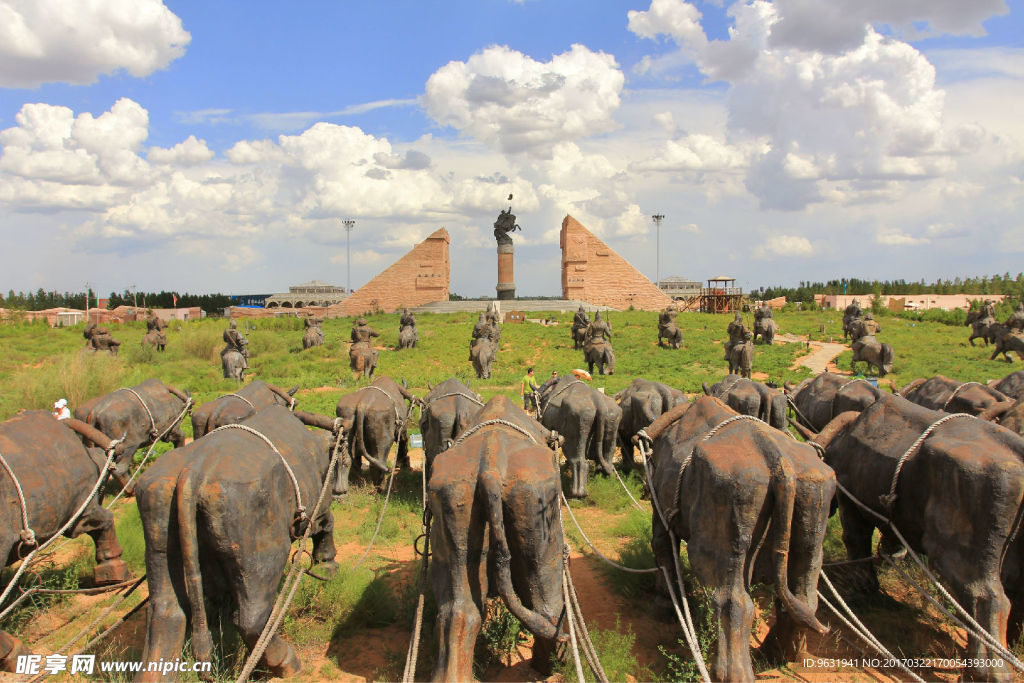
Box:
(700, 276), (743, 313)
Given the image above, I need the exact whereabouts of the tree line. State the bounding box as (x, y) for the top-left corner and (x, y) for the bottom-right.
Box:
(755, 273), (1024, 303)
(1, 289), (233, 315)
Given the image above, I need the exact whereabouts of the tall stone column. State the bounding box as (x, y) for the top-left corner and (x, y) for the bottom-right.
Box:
(496, 242), (515, 300)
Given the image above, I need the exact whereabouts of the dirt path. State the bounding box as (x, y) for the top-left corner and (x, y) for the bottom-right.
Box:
(777, 333), (848, 375)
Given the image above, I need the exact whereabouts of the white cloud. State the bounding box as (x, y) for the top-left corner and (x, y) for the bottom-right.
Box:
(876, 229), (929, 245)
(627, 0), (1007, 211)
(0, 0), (190, 87)
(0, 98), (151, 192)
(148, 135), (214, 166)
(423, 44), (624, 156)
(755, 234), (815, 258)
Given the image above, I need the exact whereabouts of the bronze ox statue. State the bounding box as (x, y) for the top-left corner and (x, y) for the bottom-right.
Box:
(537, 376), (621, 499)
(190, 381), (299, 439)
(135, 406), (345, 681)
(785, 374), (885, 432)
(703, 374), (786, 431)
(335, 376), (415, 489)
(0, 412), (132, 671)
(428, 396), (567, 681)
(74, 379), (191, 494)
(615, 378), (688, 473)
(896, 375), (1015, 417)
(418, 378), (482, 478)
(794, 393), (1024, 682)
(638, 395), (833, 681)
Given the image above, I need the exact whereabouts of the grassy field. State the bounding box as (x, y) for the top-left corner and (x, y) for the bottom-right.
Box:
(0, 307), (1020, 681)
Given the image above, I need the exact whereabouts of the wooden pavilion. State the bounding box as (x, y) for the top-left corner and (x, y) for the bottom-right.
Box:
(700, 276), (743, 313)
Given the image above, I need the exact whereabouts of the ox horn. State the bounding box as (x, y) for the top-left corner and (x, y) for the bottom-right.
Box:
(978, 400), (1016, 422)
(702, 382), (712, 396)
(294, 410), (342, 432)
(266, 383), (298, 407)
(810, 411), (860, 452)
(788, 417), (817, 441)
(167, 385), (189, 402)
(287, 385), (299, 397)
(426, 380), (433, 392)
(62, 418), (124, 454)
(783, 380), (795, 394)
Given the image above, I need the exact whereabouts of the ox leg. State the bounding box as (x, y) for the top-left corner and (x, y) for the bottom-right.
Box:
(227, 549), (300, 677)
(74, 504), (130, 585)
(650, 516), (681, 620)
(505, 477), (563, 675)
(838, 504), (879, 594)
(563, 428), (590, 500)
(594, 416), (618, 477)
(166, 424), (185, 449)
(619, 435), (635, 474)
(430, 484), (484, 683)
(311, 513), (339, 577)
(136, 483), (187, 682)
(396, 428), (410, 470)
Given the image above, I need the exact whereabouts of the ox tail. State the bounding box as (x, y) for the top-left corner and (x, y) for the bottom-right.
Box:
(175, 464), (214, 662)
(478, 453), (561, 642)
(767, 453), (829, 635)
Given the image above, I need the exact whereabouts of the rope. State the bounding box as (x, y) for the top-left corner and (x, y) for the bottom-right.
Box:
(559, 489), (658, 574)
(610, 464), (645, 513)
(119, 387), (157, 438)
(401, 466), (431, 683)
(224, 393), (256, 410)
(234, 426), (346, 683)
(831, 378), (874, 419)
(879, 413), (974, 514)
(818, 570), (924, 681)
(712, 375), (744, 397)
(350, 465), (397, 572)
(941, 381), (985, 411)
(0, 447), (35, 547)
(664, 415), (763, 525)
(103, 395), (193, 509)
(364, 385), (403, 424)
(450, 418), (539, 449)
(636, 438), (711, 683)
(0, 435), (123, 624)
(539, 380), (586, 419)
(423, 391), (484, 407)
(785, 393), (816, 432)
(832, 476), (1024, 674)
(207, 423), (308, 530)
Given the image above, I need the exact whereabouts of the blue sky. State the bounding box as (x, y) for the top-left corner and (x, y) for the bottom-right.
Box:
(1, 0), (1022, 299)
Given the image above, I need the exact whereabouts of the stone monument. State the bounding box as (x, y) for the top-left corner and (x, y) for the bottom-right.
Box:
(493, 194), (520, 300)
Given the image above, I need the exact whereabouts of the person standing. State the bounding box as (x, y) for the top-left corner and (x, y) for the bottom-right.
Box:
(521, 367), (539, 412)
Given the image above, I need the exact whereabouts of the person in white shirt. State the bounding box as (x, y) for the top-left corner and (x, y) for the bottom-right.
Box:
(52, 398), (70, 420)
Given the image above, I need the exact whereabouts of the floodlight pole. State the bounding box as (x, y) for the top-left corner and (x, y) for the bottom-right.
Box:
(652, 214), (665, 289)
(343, 219), (356, 295)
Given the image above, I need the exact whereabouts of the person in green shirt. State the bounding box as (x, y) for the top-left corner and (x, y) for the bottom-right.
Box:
(521, 367), (538, 412)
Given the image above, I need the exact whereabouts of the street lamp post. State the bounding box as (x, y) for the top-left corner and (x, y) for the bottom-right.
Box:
(651, 214), (665, 289)
(342, 219), (356, 295)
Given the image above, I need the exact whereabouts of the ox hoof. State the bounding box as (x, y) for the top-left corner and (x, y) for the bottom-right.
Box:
(268, 647), (302, 679)
(93, 559), (131, 585)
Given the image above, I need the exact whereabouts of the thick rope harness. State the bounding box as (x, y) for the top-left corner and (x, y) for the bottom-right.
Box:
(224, 393), (255, 410)
(119, 387), (157, 438)
(450, 418), (559, 452)
(538, 379), (586, 419)
(363, 385), (409, 438)
(941, 381), (986, 410)
(423, 391), (484, 407)
(713, 375), (745, 397)
(207, 423), (309, 532)
(878, 412), (975, 514)
(0, 448), (36, 547)
(662, 414), (764, 525)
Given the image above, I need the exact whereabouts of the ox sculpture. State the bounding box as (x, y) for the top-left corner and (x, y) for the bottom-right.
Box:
(428, 396), (567, 681)
(637, 395), (834, 681)
(0, 412), (132, 671)
(135, 405), (346, 681)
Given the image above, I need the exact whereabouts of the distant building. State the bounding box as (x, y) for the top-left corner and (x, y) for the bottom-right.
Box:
(816, 293), (1006, 311)
(265, 280), (348, 308)
(657, 276), (701, 299)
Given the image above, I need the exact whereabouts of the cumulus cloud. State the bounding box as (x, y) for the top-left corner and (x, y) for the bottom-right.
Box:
(148, 135), (214, 166)
(755, 234), (815, 258)
(876, 228), (929, 245)
(627, 0), (1005, 210)
(0, 98), (151, 192)
(0, 0), (190, 88)
(423, 44), (624, 156)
